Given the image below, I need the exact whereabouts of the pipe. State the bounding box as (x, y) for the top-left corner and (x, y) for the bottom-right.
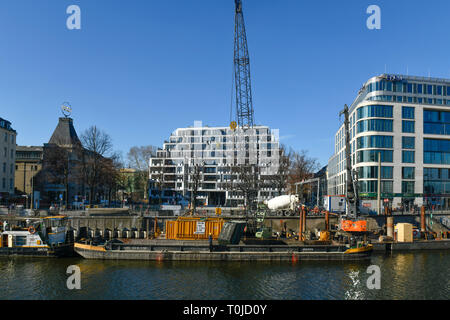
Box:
(325, 211), (329, 232)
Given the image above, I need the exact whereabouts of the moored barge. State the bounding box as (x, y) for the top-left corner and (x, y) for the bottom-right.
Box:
(74, 240), (373, 261)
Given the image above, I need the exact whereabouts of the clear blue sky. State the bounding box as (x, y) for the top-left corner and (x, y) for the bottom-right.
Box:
(1, 0), (450, 166)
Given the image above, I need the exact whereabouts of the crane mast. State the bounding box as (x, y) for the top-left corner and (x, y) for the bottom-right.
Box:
(234, 0), (254, 128)
(339, 104), (359, 218)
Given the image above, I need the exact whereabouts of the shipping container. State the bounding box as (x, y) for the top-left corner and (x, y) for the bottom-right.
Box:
(165, 217), (224, 240)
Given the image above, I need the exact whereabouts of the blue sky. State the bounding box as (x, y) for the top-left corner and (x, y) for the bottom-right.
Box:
(1, 0), (450, 166)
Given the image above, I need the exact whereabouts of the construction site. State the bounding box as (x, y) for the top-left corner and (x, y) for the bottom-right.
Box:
(2, 0), (450, 262)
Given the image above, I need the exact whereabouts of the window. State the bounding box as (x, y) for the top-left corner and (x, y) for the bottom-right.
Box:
(2, 162), (5, 173)
(424, 110), (450, 135)
(407, 83), (413, 93)
(358, 166), (393, 179)
(358, 180), (393, 193)
(357, 119), (393, 133)
(424, 138), (450, 164)
(357, 135), (393, 149)
(357, 105), (393, 120)
(357, 150), (393, 163)
(417, 84), (423, 94)
(402, 121), (415, 133)
(402, 167), (415, 179)
(402, 107), (415, 119)
(402, 137), (415, 149)
(402, 181), (415, 194)
(402, 151), (415, 163)
(437, 86), (443, 96)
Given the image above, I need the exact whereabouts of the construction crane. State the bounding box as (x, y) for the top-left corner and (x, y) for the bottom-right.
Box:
(233, 0), (254, 129)
(338, 105), (367, 233)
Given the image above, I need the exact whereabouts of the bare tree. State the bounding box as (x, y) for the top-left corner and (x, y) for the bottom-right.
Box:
(127, 146), (157, 201)
(287, 149), (321, 194)
(100, 151), (123, 206)
(269, 144), (291, 196)
(80, 126), (114, 205)
(189, 162), (204, 215)
(232, 164), (260, 215)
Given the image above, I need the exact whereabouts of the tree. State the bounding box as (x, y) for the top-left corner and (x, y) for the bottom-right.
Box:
(189, 162), (204, 215)
(269, 144), (291, 196)
(231, 164), (260, 216)
(80, 126), (114, 204)
(287, 149), (321, 195)
(127, 146), (157, 201)
(100, 151), (123, 206)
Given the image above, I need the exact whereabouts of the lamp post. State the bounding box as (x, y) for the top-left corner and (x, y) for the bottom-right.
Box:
(30, 166), (34, 211)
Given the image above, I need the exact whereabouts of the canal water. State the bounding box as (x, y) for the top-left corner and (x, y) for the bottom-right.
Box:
(0, 252), (448, 300)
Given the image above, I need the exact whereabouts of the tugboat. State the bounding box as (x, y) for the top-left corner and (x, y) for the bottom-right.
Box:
(0, 216), (74, 257)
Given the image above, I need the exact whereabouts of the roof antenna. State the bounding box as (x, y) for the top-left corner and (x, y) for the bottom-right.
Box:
(428, 69), (431, 78)
(384, 64), (387, 74)
(406, 65), (409, 76)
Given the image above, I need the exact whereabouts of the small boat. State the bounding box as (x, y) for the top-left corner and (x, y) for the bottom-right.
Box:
(0, 216), (74, 257)
(74, 239), (373, 261)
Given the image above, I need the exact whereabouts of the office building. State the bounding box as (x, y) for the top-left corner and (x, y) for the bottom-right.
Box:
(328, 74), (450, 211)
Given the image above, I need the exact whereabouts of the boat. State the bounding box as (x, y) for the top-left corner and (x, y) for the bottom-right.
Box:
(0, 216), (74, 257)
(74, 239), (373, 261)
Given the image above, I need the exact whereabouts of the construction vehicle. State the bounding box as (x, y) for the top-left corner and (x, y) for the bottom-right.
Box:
(338, 105), (368, 235)
(263, 195), (299, 216)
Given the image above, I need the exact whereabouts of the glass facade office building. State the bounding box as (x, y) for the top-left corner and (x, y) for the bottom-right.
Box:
(328, 74), (450, 211)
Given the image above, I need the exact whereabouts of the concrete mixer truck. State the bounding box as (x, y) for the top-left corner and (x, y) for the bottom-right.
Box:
(263, 195), (300, 216)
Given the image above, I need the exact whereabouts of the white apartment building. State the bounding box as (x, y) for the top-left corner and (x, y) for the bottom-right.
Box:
(149, 121), (281, 206)
(328, 74), (450, 212)
(0, 117), (17, 198)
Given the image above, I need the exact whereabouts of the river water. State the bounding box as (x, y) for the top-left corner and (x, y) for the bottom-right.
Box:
(0, 252), (448, 300)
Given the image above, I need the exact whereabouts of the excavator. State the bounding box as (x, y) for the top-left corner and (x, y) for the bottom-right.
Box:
(338, 105), (368, 236)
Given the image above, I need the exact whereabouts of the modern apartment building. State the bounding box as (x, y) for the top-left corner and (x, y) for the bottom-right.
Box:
(149, 121), (281, 206)
(328, 74), (450, 212)
(0, 117), (17, 198)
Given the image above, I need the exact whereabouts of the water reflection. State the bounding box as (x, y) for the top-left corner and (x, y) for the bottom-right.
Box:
(0, 252), (448, 300)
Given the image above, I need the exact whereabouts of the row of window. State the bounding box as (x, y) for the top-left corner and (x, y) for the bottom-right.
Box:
(368, 80), (450, 96)
(357, 119), (393, 133)
(424, 168), (450, 181)
(424, 181), (450, 195)
(358, 166), (393, 179)
(424, 139), (450, 164)
(3, 147), (14, 159)
(355, 135), (415, 150)
(357, 105), (393, 120)
(366, 95), (450, 106)
(359, 180), (393, 193)
(356, 105), (415, 121)
(2, 162), (14, 175)
(356, 150), (415, 163)
(357, 135), (393, 149)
